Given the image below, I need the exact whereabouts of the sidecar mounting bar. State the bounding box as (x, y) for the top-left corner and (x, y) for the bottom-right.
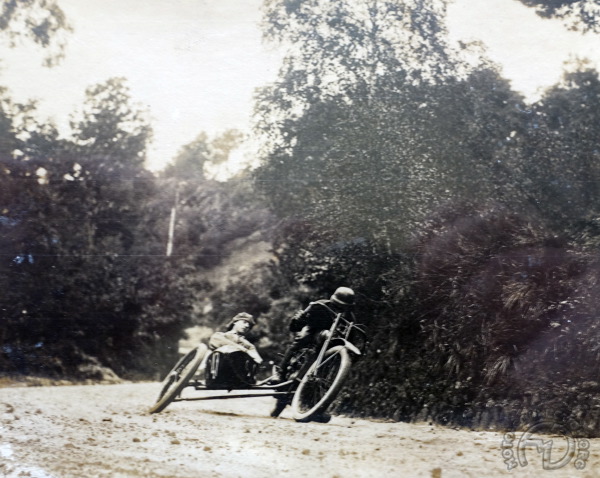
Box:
(174, 391), (291, 402)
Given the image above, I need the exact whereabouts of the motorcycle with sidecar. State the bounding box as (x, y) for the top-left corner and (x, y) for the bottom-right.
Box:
(149, 310), (367, 422)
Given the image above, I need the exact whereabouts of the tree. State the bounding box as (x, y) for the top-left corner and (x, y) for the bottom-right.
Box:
(517, 0), (600, 33)
(255, 65), (525, 250)
(209, 129), (244, 167)
(253, 0), (525, 251)
(256, 0), (483, 156)
(494, 69), (600, 234)
(0, 78), (193, 378)
(0, 0), (72, 66)
(162, 129), (243, 181)
(163, 133), (211, 181)
(71, 78), (152, 168)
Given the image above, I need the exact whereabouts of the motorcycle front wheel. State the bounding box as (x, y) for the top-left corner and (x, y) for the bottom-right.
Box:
(291, 346), (351, 422)
(270, 347), (314, 418)
(149, 344), (207, 414)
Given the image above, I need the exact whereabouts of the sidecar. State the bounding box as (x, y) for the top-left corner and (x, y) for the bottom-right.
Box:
(148, 344), (292, 414)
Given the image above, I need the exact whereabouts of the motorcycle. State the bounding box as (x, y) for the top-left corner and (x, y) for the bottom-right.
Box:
(149, 309), (367, 423)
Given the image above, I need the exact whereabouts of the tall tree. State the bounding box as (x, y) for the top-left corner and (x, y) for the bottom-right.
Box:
(71, 78), (151, 169)
(256, 0), (480, 158)
(254, 0), (523, 231)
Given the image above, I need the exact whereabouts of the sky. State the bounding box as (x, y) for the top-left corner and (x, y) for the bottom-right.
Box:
(0, 0), (282, 171)
(447, 0), (600, 100)
(1, 0), (600, 171)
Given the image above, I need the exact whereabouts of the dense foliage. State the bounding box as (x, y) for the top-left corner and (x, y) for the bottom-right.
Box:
(245, 0), (600, 436)
(0, 78), (190, 379)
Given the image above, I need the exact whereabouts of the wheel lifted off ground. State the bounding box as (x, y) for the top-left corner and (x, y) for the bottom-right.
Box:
(149, 344), (207, 414)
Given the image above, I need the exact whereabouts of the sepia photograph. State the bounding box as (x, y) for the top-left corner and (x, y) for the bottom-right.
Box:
(2, 0), (600, 476)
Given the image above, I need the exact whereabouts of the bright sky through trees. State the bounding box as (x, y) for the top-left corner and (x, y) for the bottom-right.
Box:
(0, 0), (599, 171)
(0, 0), (281, 171)
(448, 0), (600, 102)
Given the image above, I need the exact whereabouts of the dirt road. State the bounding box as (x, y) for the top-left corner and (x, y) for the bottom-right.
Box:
(1, 382), (598, 477)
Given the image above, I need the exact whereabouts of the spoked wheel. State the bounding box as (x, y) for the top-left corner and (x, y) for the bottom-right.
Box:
(149, 344), (207, 414)
(291, 346), (351, 422)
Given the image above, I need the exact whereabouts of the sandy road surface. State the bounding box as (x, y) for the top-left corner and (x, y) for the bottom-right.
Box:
(0, 382), (599, 477)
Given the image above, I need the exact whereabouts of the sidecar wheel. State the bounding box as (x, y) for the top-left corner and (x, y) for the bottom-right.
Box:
(149, 344), (207, 414)
(291, 346), (351, 422)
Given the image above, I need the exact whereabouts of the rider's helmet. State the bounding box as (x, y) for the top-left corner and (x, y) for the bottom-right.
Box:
(226, 312), (256, 330)
(330, 287), (355, 306)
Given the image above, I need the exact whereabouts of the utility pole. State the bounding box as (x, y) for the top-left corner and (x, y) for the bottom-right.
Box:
(166, 188), (179, 257)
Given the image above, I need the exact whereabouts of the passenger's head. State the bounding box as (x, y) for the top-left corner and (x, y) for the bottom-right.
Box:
(226, 312), (256, 334)
(330, 287), (355, 308)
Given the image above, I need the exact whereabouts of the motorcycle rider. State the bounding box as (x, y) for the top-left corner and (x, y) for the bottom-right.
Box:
(269, 286), (355, 384)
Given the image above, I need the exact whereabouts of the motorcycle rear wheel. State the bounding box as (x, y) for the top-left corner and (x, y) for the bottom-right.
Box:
(149, 344), (207, 414)
(291, 346), (351, 422)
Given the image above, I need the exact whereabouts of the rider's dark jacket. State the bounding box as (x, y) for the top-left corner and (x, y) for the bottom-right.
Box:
(275, 298), (355, 381)
(289, 299), (354, 335)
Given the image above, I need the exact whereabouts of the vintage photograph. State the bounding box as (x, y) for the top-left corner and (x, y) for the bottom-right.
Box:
(2, 0), (600, 476)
